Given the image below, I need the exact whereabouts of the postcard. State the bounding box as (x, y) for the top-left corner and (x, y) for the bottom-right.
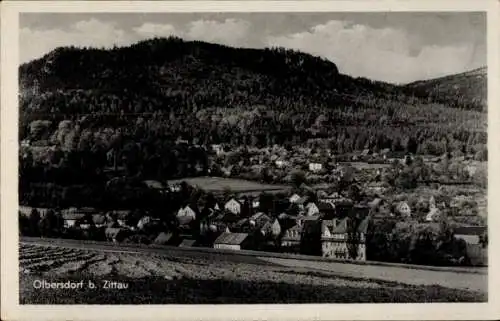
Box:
(1, 1), (499, 320)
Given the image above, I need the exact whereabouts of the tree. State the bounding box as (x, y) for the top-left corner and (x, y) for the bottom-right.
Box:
(28, 209), (41, 236)
(291, 170), (306, 188)
(39, 209), (59, 237)
(346, 216), (362, 260)
(259, 192), (275, 214)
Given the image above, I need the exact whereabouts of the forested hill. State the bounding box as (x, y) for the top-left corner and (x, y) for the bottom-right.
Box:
(404, 67), (487, 111)
(20, 37), (406, 117)
(19, 37), (487, 166)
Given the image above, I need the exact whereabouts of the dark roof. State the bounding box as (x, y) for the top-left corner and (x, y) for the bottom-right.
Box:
(302, 220), (321, 233)
(233, 218), (249, 228)
(454, 226), (486, 236)
(317, 202), (335, 211)
(214, 232), (249, 245)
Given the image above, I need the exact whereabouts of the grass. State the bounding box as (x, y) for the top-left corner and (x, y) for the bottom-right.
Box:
(19, 273), (486, 304)
(167, 176), (288, 193)
(19, 244), (487, 304)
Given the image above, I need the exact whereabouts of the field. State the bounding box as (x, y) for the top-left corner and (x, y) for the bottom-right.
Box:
(19, 242), (486, 304)
(167, 176), (289, 193)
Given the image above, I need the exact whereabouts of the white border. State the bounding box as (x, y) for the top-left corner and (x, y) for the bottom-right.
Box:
(2, 1), (499, 321)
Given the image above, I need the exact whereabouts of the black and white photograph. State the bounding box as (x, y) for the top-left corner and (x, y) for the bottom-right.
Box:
(1, 0), (499, 320)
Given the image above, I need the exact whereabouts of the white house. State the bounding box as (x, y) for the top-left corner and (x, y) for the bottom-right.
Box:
(426, 208), (442, 222)
(213, 232), (250, 251)
(170, 184), (181, 192)
(275, 159), (289, 168)
(212, 144), (225, 156)
(177, 206), (197, 220)
(309, 162), (323, 172)
(289, 193), (301, 204)
(396, 201), (412, 217)
(305, 202), (320, 216)
(224, 198), (242, 215)
(137, 216), (152, 230)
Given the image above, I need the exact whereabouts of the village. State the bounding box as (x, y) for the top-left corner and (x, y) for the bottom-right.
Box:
(18, 144), (488, 267)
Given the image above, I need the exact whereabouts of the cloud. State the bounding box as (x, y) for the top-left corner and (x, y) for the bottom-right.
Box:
(267, 20), (480, 83)
(20, 17), (483, 83)
(184, 18), (252, 46)
(20, 19), (136, 64)
(133, 23), (177, 38)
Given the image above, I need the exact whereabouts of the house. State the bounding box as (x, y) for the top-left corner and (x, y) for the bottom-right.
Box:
(334, 201), (354, 218)
(62, 213), (85, 228)
(137, 216), (152, 230)
(212, 144), (225, 155)
(18, 206), (33, 217)
(309, 162), (323, 172)
(305, 202), (320, 216)
(177, 206), (197, 220)
(281, 224), (302, 250)
(395, 201), (412, 217)
(275, 159), (289, 168)
(169, 184), (182, 192)
(224, 198), (242, 215)
(231, 218), (250, 233)
(105, 228), (127, 243)
(296, 214), (320, 227)
(220, 211), (241, 224)
(260, 219), (281, 237)
(252, 200), (260, 209)
(453, 226), (487, 245)
(317, 202), (336, 217)
(213, 232), (252, 250)
(320, 217), (370, 261)
(426, 207), (442, 222)
(289, 193), (301, 204)
(249, 212), (272, 229)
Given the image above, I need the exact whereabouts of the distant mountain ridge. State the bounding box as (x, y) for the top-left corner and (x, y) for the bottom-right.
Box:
(404, 67), (487, 110)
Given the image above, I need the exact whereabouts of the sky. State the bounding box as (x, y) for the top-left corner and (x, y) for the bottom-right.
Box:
(20, 12), (486, 84)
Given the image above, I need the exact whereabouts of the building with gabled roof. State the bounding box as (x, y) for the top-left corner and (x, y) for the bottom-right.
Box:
(213, 232), (252, 250)
(305, 202), (320, 216)
(224, 198), (242, 215)
(321, 216), (370, 261)
(395, 201), (412, 218)
(280, 224), (302, 253)
(289, 193), (301, 204)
